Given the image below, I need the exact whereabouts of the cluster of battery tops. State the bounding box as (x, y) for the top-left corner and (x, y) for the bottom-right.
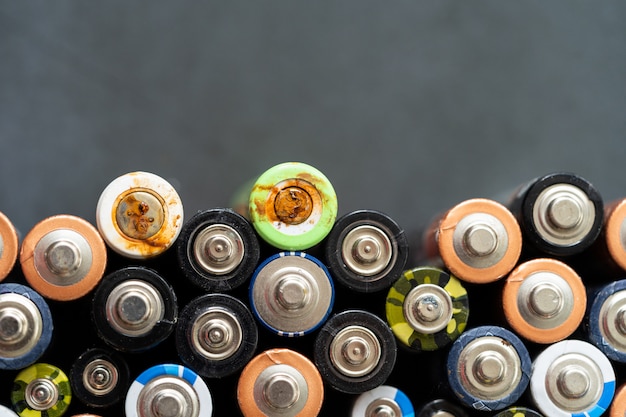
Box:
(1, 163), (626, 417)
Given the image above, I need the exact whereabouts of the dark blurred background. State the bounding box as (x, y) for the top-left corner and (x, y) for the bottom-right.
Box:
(1, 2), (625, 416)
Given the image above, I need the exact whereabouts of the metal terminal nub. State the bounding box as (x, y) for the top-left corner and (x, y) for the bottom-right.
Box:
(191, 307), (242, 361)
(0, 293), (43, 358)
(192, 224), (245, 275)
(532, 184), (596, 246)
(517, 271), (574, 330)
(599, 289), (626, 352)
(25, 378), (59, 411)
(254, 364), (308, 417)
(365, 398), (402, 417)
(341, 225), (394, 277)
(458, 336), (522, 401)
(105, 280), (165, 337)
(83, 359), (119, 396)
(138, 375), (200, 417)
(44, 239), (81, 276)
(431, 412), (455, 417)
(274, 187), (314, 225)
(34, 229), (93, 286)
(452, 213), (508, 269)
(403, 284), (453, 334)
(330, 325), (381, 377)
(275, 276), (311, 311)
(546, 353), (603, 412)
(115, 190), (165, 240)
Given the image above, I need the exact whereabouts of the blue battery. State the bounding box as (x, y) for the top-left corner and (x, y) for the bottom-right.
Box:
(352, 385), (414, 417)
(249, 252), (335, 337)
(586, 278), (626, 363)
(0, 283), (53, 370)
(446, 325), (531, 412)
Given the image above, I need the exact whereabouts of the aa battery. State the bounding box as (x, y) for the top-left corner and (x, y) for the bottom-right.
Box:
(530, 339), (615, 417)
(176, 208), (260, 292)
(446, 325), (531, 412)
(237, 348), (324, 417)
(416, 398), (468, 417)
(176, 293), (258, 378)
(586, 278), (626, 363)
(0, 212), (19, 283)
(11, 363), (72, 417)
(69, 348), (129, 408)
(351, 385), (414, 417)
(91, 266), (178, 352)
(248, 162), (337, 251)
(610, 383), (626, 417)
(20, 215), (107, 301)
(324, 210), (409, 293)
(249, 252), (334, 337)
(386, 266), (469, 352)
(125, 363), (213, 417)
(314, 309), (396, 394)
(502, 258), (586, 344)
(507, 172), (603, 257)
(96, 171), (184, 259)
(0, 283), (53, 371)
(584, 197), (626, 277)
(493, 407), (544, 417)
(422, 198), (522, 284)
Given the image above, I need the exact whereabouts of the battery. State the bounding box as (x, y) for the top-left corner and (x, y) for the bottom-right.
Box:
(11, 363), (72, 417)
(69, 348), (129, 408)
(422, 198), (522, 284)
(324, 210), (409, 293)
(610, 383), (626, 417)
(91, 266), (178, 352)
(386, 266), (469, 352)
(351, 385), (414, 417)
(96, 171), (184, 259)
(596, 198), (626, 273)
(237, 348), (324, 417)
(176, 208), (260, 292)
(0, 283), (53, 371)
(0, 212), (19, 283)
(0, 405), (18, 417)
(446, 325), (531, 412)
(492, 407), (544, 417)
(586, 278), (626, 363)
(313, 309), (396, 394)
(416, 399), (468, 417)
(125, 363), (213, 417)
(19, 215), (107, 301)
(249, 252), (334, 337)
(530, 339), (615, 417)
(502, 258), (586, 344)
(248, 162), (337, 251)
(507, 172), (603, 257)
(176, 293), (258, 378)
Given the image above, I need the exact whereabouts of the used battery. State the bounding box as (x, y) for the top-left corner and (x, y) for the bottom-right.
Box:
(0, 283), (53, 371)
(237, 348), (323, 417)
(530, 339), (615, 417)
(351, 385), (414, 417)
(11, 363), (72, 417)
(125, 363), (213, 417)
(249, 252), (334, 337)
(502, 258), (586, 344)
(0, 212), (19, 283)
(313, 309), (397, 394)
(176, 208), (260, 292)
(91, 266), (178, 352)
(20, 215), (107, 301)
(586, 278), (626, 363)
(248, 162), (337, 251)
(416, 398), (468, 417)
(493, 407), (544, 417)
(446, 325), (531, 412)
(69, 348), (129, 408)
(324, 210), (409, 293)
(422, 198), (522, 284)
(507, 172), (603, 257)
(386, 266), (469, 352)
(96, 171), (184, 259)
(176, 293), (258, 378)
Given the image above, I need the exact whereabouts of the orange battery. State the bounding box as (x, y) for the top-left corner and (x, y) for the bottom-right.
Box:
(610, 383), (626, 417)
(603, 198), (626, 272)
(237, 348), (324, 417)
(423, 198), (522, 284)
(20, 215), (107, 301)
(502, 258), (586, 344)
(0, 211), (19, 282)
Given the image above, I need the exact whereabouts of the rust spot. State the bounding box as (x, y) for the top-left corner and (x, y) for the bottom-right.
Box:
(274, 187), (313, 225)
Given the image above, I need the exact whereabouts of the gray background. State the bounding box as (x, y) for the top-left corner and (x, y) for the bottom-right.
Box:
(1, 1), (625, 237)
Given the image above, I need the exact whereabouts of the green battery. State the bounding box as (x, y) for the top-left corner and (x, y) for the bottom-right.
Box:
(11, 363), (72, 417)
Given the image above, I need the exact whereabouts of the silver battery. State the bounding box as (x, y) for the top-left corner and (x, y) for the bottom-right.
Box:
(136, 375), (200, 417)
(252, 363), (308, 417)
(452, 213), (508, 269)
(329, 325), (381, 378)
(190, 306), (242, 361)
(82, 358), (119, 396)
(341, 225), (394, 277)
(105, 280), (165, 337)
(192, 224), (245, 276)
(33, 229), (93, 286)
(402, 284), (453, 335)
(516, 271), (574, 330)
(0, 293), (43, 359)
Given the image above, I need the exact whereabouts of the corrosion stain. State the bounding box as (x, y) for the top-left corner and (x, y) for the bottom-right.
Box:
(274, 187), (313, 225)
